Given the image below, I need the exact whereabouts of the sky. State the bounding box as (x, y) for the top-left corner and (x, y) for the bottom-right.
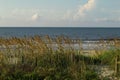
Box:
(0, 0), (120, 27)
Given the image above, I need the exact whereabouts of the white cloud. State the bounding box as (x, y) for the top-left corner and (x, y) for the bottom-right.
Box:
(74, 0), (95, 20)
(11, 8), (42, 21)
(62, 10), (73, 20)
(95, 17), (120, 22)
(12, 8), (42, 15)
(95, 18), (108, 22)
(0, 16), (2, 20)
(31, 13), (40, 21)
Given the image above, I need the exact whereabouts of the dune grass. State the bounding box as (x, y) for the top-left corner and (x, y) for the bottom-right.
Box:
(0, 35), (120, 80)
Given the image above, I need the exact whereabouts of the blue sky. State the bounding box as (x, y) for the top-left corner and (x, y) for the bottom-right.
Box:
(0, 0), (120, 27)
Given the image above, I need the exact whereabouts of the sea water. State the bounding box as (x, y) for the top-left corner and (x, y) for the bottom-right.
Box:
(0, 27), (120, 39)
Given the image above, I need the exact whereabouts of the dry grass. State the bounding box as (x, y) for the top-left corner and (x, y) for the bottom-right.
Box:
(0, 35), (120, 79)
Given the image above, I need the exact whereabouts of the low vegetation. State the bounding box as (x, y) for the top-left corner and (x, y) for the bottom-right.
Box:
(0, 35), (120, 80)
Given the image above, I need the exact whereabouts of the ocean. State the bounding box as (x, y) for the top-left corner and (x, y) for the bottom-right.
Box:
(0, 27), (120, 39)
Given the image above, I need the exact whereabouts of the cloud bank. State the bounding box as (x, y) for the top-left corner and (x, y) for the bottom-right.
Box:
(0, 0), (120, 27)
